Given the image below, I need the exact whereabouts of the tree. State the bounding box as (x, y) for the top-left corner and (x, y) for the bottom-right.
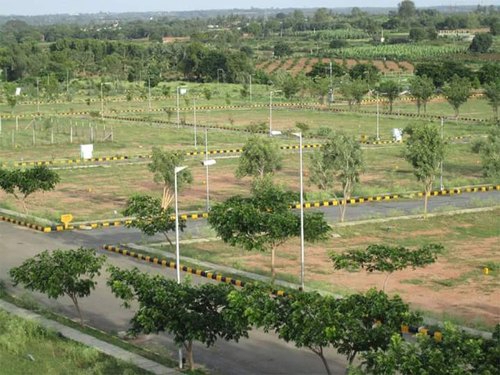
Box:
(10, 248), (106, 326)
(469, 33), (493, 53)
(349, 63), (379, 86)
(309, 132), (364, 222)
(409, 75), (435, 115)
(340, 79), (369, 109)
(107, 266), (250, 370)
(377, 81), (400, 113)
(442, 75), (471, 117)
(148, 147), (193, 208)
(483, 80), (500, 121)
(228, 284), (419, 374)
(0, 165), (60, 213)
(354, 323), (500, 375)
(398, 0), (416, 21)
(208, 177), (331, 280)
(122, 194), (186, 247)
(330, 244), (443, 291)
(274, 41), (292, 58)
(236, 136), (283, 179)
(404, 124), (445, 216)
(477, 125), (500, 178)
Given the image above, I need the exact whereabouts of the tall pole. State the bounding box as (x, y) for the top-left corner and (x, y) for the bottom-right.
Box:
(249, 74), (252, 102)
(193, 97), (197, 149)
(176, 86), (180, 128)
(36, 78), (40, 114)
(100, 83), (104, 121)
(269, 91), (273, 136)
(293, 132), (305, 290)
(440, 117), (444, 191)
(148, 78), (151, 111)
(376, 92), (380, 140)
(174, 165), (187, 370)
(205, 129), (210, 212)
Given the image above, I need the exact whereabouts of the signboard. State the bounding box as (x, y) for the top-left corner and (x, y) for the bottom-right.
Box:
(60, 214), (73, 229)
(15, 87), (21, 96)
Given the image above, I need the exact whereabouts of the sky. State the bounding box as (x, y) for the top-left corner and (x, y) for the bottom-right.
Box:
(0, 0), (497, 16)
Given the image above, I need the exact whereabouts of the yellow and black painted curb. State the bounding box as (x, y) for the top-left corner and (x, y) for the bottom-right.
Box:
(402, 324), (442, 342)
(101, 244), (443, 338)
(2, 185), (499, 233)
(102, 244), (288, 296)
(1, 155), (129, 168)
(0, 215), (52, 232)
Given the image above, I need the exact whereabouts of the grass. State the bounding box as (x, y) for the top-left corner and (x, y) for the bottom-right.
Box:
(0, 286), (209, 374)
(0, 308), (153, 375)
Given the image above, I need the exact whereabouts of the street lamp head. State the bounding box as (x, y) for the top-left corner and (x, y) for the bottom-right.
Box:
(270, 130), (282, 136)
(291, 132), (302, 138)
(201, 159), (216, 166)
(175, 166), (188, 174)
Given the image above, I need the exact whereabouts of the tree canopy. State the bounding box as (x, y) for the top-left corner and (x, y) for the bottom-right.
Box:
(236, 136), (283, 179)
(10, 248), (106, 325)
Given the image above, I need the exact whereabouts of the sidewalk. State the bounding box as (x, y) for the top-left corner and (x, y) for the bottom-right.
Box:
(0, 299), (179, 375)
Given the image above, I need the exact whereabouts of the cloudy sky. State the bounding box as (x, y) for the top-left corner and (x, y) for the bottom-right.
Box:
(0, 0), (496, 16)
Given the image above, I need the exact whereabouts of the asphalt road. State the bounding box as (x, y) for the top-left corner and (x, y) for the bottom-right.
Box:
(0, 221), (349, 375)
(1, 190), (499, 374)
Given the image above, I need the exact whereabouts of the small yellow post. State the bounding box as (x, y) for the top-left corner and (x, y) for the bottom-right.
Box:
(483, 267), (489, 275)
(60, 214), (73, 229)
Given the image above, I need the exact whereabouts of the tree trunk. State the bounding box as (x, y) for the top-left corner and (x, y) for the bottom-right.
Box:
(416, 100), (421, 115)
(423, 101), (427, 114)
(184, 340), (194, 369)
(382, 273), (392, 292)
(70, 294), (84, 326)
(271, 248), (276, 283)
(423, 181), (432, 218)
(389, 100), (393, 113)
(311, 347), (331, 375)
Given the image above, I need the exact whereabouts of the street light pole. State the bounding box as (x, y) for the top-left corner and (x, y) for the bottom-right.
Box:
(248, 74), (252, 102)
(269, 90), (281, 136)
(440, 117), (444, 191)
(100, 82), (104, 121)
(292, 132), (305, 291)
(193, 97), (197, 149)
(217, 69), (225, 88)
(148, 77), (151, 111)
(202, 129), (216, 212)
(176, 86), (187, 129)
(174, 165), (187, 369)
(36, 78), (40, 114)
(376, 92), (380, 141)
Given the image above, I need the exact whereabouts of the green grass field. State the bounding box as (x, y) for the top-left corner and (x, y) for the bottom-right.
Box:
(0, 309), (150, 374)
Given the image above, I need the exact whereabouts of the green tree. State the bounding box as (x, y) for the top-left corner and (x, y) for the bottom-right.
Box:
(0, 165), (60, 213)
(349, 63), (379, 86)
(236, 136), (283, 179)
(398, 0), (416, 21)
(442, 75), (471, 117)
(148, 147), (193, 208)
(340, 79), (369, 109)
(404, 124), (446, 216)
(469, 33), (493, 53)
(354, 323), (500, 375)
(309, 132), (364, 222)
(331, 244), (442, 291)
(122, 194), (185, 247)
(378, 81), (400, 113)
(477, 125), (500, 178)
(107, 266), (250, 370)
(483, 80), (500, 121)
(10, 248), (106, 326)
(274, 41), (292, 58)
(229, 284), (419, 374)
(208, 177), (330, 280)
(409, 75), (435, 115)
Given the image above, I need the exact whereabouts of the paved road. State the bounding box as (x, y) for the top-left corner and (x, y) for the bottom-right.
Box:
(51, 189), (500, 247)
(0, 221), (349, 375)
(1, 190), (498, 374)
